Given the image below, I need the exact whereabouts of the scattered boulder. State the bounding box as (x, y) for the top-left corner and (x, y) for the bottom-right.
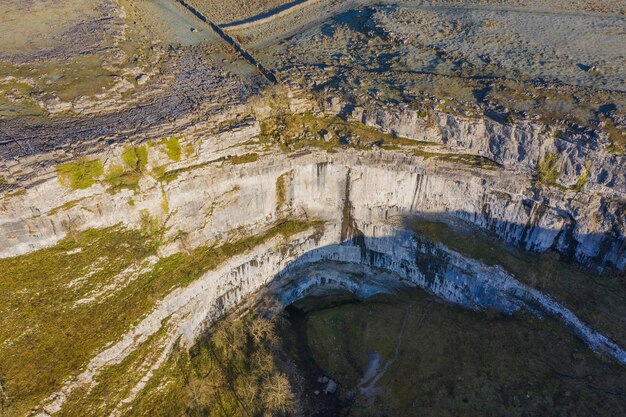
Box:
(136, 74), (149, 85)
(325, 379), (337, 395)
(320, 129), (333, 142)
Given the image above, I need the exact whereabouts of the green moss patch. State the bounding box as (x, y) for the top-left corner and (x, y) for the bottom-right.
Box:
(122, 145), (148, 172)
(160, 137), (182, 162)
(537, 154), (564, 189)
(573, 166), (590, 191)
(56, 158), (104, 190)
(103, 145), (150, 193)
(183, 144), (195, 158)
(228, 153), (259, 165)
(104, 164), (143, 193)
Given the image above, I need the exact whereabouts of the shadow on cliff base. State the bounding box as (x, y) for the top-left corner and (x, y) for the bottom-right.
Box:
(248, 213), (626, 365)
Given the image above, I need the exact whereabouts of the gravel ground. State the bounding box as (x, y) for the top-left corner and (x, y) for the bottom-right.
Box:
(375, 4), (626, 91)
(242, 1), (626, 91)
(413, 0), (626, 15)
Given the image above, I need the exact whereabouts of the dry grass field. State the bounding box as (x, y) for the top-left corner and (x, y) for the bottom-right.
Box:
(188, 0), (296, 24)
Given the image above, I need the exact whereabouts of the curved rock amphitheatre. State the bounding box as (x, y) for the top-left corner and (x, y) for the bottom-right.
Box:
(0, 0), (624, 415)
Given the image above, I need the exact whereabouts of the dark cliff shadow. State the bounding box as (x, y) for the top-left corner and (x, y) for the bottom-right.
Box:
(238, 212), (626, 365)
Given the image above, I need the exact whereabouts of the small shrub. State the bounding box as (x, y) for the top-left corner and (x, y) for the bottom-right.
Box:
(601, 117), (625, 155)
(573, 166), (590, 192)
(161, 187), (169, 214)
(139, 209), (161, 238)
(537, 154), (561, 187)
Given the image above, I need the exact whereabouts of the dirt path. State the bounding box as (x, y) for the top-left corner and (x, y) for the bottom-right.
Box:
(222, 0), (323, 30)
(359, 302), (425, 397)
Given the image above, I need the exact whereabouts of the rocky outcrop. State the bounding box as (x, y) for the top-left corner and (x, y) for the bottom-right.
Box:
(323, 97), (626, 194)
(3, 99), (625, 415)
(270, 235), (626, 364)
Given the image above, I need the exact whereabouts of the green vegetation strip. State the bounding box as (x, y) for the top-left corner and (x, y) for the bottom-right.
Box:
(156, 159), (221, 183)
(260, 112), (438, 154)
(276, 172), (289, 207)
(104, 145), (149, 193)
(58, 324), (172, 417)
(228, 153), (259, 165)
(55, 145), (150, 193)
(0, 219), (320, 416)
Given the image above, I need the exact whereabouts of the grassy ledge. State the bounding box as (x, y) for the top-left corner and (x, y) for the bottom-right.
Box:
(228, 153), (259, 165)
(259, 112), (498, 169)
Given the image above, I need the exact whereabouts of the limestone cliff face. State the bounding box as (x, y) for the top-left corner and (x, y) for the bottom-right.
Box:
(321, 97), (625, 269)
(1, 148), (623, 270)
(2, 89), (624, 270)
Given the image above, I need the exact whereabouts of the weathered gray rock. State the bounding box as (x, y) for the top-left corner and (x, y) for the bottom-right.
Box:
(325, 379), (337, 395)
